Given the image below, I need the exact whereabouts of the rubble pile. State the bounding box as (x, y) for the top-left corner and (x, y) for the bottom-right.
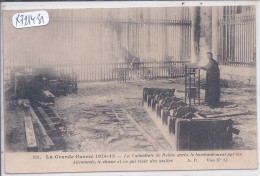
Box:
(10, 66), (78, 104)
(8, 67), (76, 152)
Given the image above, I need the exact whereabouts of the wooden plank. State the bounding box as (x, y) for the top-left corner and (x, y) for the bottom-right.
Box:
(37, 107), (56, 131)
(24, 116), (38, 150)
(206, 111), (252, 118)
(43, 91), (55, 98)
(29, 106), (54, 147)
(48, 106), (61, 120)
(42, 121), (60, 127)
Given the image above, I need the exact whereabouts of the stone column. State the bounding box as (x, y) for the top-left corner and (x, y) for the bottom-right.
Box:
(164, 7), (168, 59)
(205, 7), (212, 51)
(199, 7), (212, 62)
(212, 6), (220, 60)
(190, 6), (201, 63)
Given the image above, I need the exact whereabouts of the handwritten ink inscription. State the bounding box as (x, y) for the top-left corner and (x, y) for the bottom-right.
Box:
(12, 11), (49, 29)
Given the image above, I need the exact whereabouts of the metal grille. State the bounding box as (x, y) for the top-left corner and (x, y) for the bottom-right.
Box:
(218, 12), (256, 67)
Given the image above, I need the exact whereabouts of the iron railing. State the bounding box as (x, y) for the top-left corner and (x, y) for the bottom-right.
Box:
(4, 61), (189, 82)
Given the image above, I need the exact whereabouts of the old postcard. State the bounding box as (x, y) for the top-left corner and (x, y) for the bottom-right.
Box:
(1, 2), (258, 174)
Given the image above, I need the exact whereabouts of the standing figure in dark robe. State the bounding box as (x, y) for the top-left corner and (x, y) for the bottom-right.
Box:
(201, 52), (220, 107)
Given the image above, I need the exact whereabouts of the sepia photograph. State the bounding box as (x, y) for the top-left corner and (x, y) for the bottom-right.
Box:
(1, 2), (258, 173)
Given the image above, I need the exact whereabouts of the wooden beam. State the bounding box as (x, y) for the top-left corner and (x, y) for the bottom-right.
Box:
(48, 106), (61, 120)
(37, 107), (56, 131)
(206, 111), (252, 119)
(29, 106), (54, 147)
(24, 116), (38, 151)
(43, 91), (55, 98)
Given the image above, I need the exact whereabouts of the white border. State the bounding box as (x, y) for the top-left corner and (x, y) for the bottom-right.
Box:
(1, 1), (259, 176)
(1, 2), (4, 176)
(1, 1), (260, 10)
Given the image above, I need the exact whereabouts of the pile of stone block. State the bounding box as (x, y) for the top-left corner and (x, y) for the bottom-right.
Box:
(143, 87), (240, 150)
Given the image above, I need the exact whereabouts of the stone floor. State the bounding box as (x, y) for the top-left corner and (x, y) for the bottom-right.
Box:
(4, 79), (257, 152)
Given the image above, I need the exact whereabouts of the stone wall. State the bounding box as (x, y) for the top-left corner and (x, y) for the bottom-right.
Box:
(219, 65), (256, 84)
